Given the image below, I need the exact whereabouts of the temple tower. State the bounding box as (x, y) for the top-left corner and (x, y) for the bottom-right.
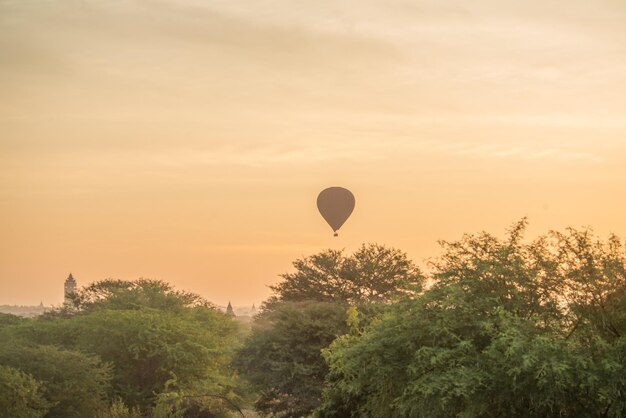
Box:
(226, 301), (235, 317)
(64, 273), (77, 306)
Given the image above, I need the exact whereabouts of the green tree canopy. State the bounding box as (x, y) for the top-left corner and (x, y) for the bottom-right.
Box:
(70, 308), (241, 410)
(236, 244), (422, 416)
(69, 279), (214, 312)
(234, 301), (350, 417)
(0, 312), (24, 326)
(2, 279), (245, 416)
(268, 244), (424, 306)
(317, 222), (626, 417)
(0, 364), (50, 418)
(0, 342), (111, 418)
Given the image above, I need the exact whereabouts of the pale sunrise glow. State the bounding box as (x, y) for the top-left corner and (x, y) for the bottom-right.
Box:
(1, 0), (625, 307)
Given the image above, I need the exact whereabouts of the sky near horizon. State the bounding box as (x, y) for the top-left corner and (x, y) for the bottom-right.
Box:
(1, 0), (625, 307)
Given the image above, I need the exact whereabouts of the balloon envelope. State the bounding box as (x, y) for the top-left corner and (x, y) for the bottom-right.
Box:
(317, 187), (355, 236)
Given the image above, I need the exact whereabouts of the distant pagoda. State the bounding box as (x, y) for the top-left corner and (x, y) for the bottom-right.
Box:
(64, 273), (77, 307)
(225, 301), (235, 317)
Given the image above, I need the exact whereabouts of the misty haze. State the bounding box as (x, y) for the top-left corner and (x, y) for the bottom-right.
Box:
(1, 1), (625, 417)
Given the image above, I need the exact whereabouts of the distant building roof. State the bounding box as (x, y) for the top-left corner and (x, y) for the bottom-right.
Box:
(226, 301), (235, 317)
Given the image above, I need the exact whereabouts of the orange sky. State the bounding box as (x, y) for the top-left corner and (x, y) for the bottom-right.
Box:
(1, 0), (625, 307)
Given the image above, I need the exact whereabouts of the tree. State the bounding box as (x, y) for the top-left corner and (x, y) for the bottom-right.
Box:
(69, 308), (241, 411)
(234, 301), (350, 417)
(235, 244), (422, 416)
(0, 312), (24, 326)
(267, 244), (424, 306)
(317, 222), (626, 417)
(0, 342), (111, 418)
(8, 308), (242, 414)
(69, 278), (214, 313)
(94, 398), (142, 418)
(3, 279), (246, 415)
(0, 365), (50, 418)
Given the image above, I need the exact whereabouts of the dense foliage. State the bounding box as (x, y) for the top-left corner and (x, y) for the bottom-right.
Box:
(0, 279), (244, 417)
(268, 244), (424, 306)
(0, 343), (111, 417)
(234, 301), (349, 417)
(0, 364), (50, 418)
(3, 225), (625, 417)
(236, 244), (423, 416)
(317, 222), (626, 417)
(69, 279), (214, 313)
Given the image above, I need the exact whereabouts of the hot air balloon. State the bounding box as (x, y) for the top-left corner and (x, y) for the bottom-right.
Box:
(317, 187), (355, 237)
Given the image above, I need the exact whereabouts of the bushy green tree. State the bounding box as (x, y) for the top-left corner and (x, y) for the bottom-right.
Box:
(2, 279), (245, 415)
(0, 343), (111, 418)
(0, 312), (24, 326)
(234, 301), (350, 417)
(317, 222), (626, 417)
(9, 308), (241, 414)
(69, 279), (214, 312)
(236, 244), (422, 416)
(0, 364), (50, 418)
(67, 308), (241, 411)
(94, 398), (142, 418)
(268, 244), (423, 306)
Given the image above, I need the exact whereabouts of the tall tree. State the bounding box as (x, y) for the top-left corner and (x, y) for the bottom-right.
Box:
(236, 244), (421, 416)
